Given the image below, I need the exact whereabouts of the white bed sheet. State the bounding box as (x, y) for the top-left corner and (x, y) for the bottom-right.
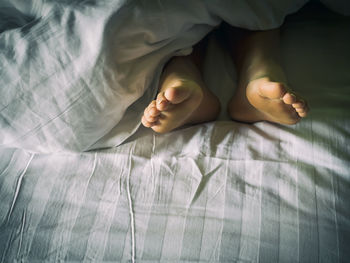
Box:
(1, 3), (350, 263)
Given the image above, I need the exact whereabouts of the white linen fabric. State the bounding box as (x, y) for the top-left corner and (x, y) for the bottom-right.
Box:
(0, 0), (308, 152)
(0, 3), (349, 262)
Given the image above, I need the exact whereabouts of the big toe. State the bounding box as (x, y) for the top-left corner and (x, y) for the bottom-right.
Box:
(282, 92), (297, 105)
(257, 78), (287, 99)
(164, 84), (194, 104)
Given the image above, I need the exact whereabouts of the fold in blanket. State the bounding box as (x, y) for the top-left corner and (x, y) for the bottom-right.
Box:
(0, 0), (313, 152)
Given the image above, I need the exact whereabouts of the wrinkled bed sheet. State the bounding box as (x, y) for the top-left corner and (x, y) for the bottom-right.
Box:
(1, 2), (350, 262)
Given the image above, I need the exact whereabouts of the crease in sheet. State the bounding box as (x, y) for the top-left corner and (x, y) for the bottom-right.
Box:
(6, 153), (34, 223)
(218, 156), (230, 261)
(331, 171), (340, 261)
(294, 133), (301, 261)
(127, 142), (136, 263)
(1, 231), (14, 263)
(86, 152), (97, 186)
(208, 183), (225, 203)
(150, 133), (156, 193)
(17, 209), (26, 258)
(313, 169), (320, 261)
(256, 163), (262, 262)
(189, 160), (221, 207)
(0, 149), (16, 176)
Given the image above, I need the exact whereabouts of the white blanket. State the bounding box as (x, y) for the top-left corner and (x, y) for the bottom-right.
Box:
(0, 0), (309, 152)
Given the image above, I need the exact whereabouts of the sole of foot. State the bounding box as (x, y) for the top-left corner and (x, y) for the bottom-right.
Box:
(229, 77), (309, 125)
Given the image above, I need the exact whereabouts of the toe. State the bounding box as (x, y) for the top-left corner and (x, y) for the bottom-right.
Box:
(149, 106), (160, 117)
(293, 99), (309, 117)
(144, 104), (160, 123)
(257, 79), (286, 99)
(164, 85), (194, 104)
(295, 107), (305, 113)
(292, 101), (305, 108)
(156, 92), (170, 111)
(298, 112), (307, 118)
(145, 113), (158, 123)
(141, 115), (154, 128)
(149, 101), (160, 116)
(295, 105), (309, 117)
(282, 93), (297, 105)
(143, 100), (161, 122)
(148, 100), (157, 110)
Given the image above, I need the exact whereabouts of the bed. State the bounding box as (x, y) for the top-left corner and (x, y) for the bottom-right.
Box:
(1, 1), (349, 262)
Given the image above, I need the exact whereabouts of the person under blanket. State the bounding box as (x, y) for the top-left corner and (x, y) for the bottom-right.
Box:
(141, 25), (309, 133)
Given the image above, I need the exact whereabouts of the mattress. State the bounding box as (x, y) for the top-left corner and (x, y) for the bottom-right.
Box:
(1, 2), (350, 263)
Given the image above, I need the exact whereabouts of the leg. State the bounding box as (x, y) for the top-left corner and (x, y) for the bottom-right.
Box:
(141, 38), (220, 133)
(226, 26), (309, 125)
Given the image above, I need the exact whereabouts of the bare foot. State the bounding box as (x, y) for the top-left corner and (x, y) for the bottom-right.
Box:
(229, 76), (309, 125)
(226, 28), (309, 125)
(142, 56), (220, 133)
